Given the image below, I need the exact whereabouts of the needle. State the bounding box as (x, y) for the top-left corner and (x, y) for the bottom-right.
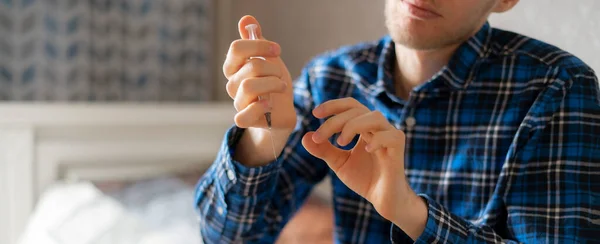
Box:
(245, 24), (277, 161)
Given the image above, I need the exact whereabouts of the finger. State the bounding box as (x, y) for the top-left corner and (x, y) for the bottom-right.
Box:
(337, 111), (394, 146)
(361, 132), (374, 144)
(233, 79), (285, 111)
(231, 58), (283, 83)
(365, 130), (406, 153)
(238, 15), (264, 40)
(302, 132), (350, 171)
(223, 40), (281, 79)
(313, 98), (368, 119)
(312, 108), (366, 144)
(227, 75), (286, 100)
(224, 15), (278, 79)
(234, 100), (268, 128)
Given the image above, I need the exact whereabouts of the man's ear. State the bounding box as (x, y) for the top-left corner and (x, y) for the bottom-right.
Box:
(492, 0), (519, 13)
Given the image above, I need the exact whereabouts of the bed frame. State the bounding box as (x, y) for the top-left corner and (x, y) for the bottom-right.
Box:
(0, 103), (235, 243)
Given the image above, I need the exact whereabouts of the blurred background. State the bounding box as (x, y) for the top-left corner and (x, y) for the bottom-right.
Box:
(0, 0), (598, 244)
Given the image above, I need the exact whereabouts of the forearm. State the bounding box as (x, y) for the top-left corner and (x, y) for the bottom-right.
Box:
(196, 128), (281, 243)
(390, 190), (428, 240)
(198, 59), (328, 242)
(196, 126), (329, 243)
(234, 127), (292, 167)
(391, 193), (520, 244)
(195, 127), (279, 243)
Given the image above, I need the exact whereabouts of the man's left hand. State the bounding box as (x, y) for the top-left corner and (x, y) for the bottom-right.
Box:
(301, 97), (427, 239)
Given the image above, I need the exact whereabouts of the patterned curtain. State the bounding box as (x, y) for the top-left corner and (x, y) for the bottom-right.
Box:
(0, 0), (213, 102)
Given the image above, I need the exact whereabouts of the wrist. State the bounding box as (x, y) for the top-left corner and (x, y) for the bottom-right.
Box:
(391, 189), (428, 240)
(234, 127), (292, 166)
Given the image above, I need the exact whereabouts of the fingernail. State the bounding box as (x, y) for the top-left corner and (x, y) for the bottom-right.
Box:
(259, 97), (269, 109)
(336, 136), (345, 146)
(281, 82), (287, 91)
(365, 144), (372, 152)
(313, 106), (321, 116)
(312, 132), (322, 143)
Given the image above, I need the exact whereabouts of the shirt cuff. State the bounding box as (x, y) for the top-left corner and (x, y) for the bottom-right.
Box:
(412, 194), (470, 244)
(215, 126), (281, 197)
(390, 222), (414, 243)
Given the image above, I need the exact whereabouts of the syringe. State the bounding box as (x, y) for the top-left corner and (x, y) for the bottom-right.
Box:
(245, 24), (277, 161)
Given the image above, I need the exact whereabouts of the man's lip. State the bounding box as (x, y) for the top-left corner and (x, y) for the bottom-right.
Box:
(403, 0), (442, 18)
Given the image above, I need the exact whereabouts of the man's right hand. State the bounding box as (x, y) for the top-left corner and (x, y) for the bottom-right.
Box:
(224, 16), (297, 166)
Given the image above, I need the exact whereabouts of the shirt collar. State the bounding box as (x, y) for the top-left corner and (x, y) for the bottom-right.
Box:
(373, 22), (493, 95)
(371, 35), (396, 98)
(441, 21), (492, 90)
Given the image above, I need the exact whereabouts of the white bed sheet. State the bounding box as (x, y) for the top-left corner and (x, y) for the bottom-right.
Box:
(18, 177), (203, 244)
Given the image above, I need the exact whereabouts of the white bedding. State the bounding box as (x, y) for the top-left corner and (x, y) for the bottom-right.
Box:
(0, 103), (234, 244)
(18, 177), (203, 244)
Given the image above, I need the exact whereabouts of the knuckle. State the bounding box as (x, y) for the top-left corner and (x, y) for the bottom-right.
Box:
(341, 124), (354, 137)
(239, 78), (256, 95)
(320, 118), (334, 131)
(333, 115), (346, 126)
(349, 98), (361, 106)
(222, 59), (235, 78)
(234, 114), (248, 128)
(222, 63), (229, 77)
(345, 114), (360, 128)
(229, 40), (244, 54)
(246, 58), (258, 67)
(233, 99), (242, 112)
(341, 97), (355, 104)
(372, 110), (385, 119)
(269, 41), (281, 53)
(396, 130), (406, 139)
(351, 107), (366, 116)
(225, 80), (237, 98)
(245, 60), (263, 77)
(321, 118), (339, 132)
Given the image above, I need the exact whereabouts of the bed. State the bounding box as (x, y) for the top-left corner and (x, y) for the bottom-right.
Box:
(0, 103), (235, 244)
(0, 103), (334, 244)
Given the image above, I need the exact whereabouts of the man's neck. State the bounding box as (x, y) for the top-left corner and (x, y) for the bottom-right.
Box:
(393, 42), (460, 100)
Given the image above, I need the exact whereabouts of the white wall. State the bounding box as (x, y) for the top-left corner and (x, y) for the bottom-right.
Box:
(489, 0), (600, 74)
(216, 0), (387, 100)
(230, 0), (387, 78)
(216, 1), (599, 101)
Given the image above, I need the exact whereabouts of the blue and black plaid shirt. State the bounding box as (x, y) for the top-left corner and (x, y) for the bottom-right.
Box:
(195, 22), (600, 243)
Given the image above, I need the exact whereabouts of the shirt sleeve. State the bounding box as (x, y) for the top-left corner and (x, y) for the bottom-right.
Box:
(392, 69), (600, 243)
(194, 64), (330, 243)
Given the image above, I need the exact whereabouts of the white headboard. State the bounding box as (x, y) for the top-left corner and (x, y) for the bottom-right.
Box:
(0, 103), (235, 244)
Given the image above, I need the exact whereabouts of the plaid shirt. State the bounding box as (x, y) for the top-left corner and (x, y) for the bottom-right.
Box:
(195, 22), (600, 243)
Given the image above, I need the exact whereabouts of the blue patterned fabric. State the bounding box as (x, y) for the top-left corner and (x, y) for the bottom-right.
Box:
(0, 0), (212, 101)
(195, 22), (600, 243)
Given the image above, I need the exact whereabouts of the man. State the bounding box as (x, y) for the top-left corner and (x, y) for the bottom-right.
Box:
(195, 0), (600, 243)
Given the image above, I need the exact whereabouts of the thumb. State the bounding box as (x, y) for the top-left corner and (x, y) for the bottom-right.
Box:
(302, 132), (349, 171)
(238, 15), (265, 40)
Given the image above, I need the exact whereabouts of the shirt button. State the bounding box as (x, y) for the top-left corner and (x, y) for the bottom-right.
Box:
(227, 170), (236, 181)
(217, 206), (224, 215)
(405, 116), (416, 127)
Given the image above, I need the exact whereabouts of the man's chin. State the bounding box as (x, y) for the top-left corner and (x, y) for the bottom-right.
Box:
(388, 25), (444, 50)
(390, 28), (464, 51)
(391, 34), (446, 50)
